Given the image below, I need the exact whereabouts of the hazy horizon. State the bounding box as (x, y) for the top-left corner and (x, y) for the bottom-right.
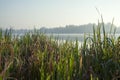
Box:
(0, 0), (120, 29)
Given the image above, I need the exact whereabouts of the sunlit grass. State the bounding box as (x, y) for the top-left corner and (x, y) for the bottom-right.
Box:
(0, 20), (120, 80)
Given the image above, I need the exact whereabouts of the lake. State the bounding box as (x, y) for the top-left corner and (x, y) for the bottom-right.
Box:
(45, 33), (120, 47)
(12, 32), (120, 47)
(10, 32), (120, 48)
(46, 33), (120, 41)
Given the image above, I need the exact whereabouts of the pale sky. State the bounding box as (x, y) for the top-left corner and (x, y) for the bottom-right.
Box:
(0, 0), (120, 29)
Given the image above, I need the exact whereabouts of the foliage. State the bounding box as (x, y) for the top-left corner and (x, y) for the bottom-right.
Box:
(0, 20), (120, 80)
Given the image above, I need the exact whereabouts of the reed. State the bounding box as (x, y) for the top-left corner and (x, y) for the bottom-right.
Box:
(0, 21), (120, 80)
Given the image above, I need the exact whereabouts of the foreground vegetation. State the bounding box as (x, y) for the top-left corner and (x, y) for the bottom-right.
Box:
(0, 22), (120, 80)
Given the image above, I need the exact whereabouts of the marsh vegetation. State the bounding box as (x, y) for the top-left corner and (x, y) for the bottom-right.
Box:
(0, 21), (120, 80)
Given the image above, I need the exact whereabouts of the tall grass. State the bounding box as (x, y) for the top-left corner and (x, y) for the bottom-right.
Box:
(0, 21), (120, 80)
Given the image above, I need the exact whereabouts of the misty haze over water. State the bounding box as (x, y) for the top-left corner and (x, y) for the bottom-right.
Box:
(9, 23), (120, 41)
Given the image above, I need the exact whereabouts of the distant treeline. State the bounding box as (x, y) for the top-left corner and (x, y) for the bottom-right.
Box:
(2, 23), (120, 34)
(40, 23), (119, 34)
